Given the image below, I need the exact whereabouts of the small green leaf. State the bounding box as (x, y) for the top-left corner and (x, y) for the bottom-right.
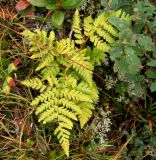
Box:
(126, 74), (144, 81)
(125, 47), (134, 55)
(133, 21), (145, 33)
(109, 17), (129, 31)
(150, 137), (156, 146)
(110, 48), (122, 60)
(28, 0), (49, 7)
(51, 11), (65, 29)
(62, 0), (85, 9)
(115, 57), (128, 73)
(147, 60), (156, 67)
(125, 51), (141, 74)
(137, 35), (152, 51)
(46, 4), (58, 10)
(145, 70), (156, 78)
(150, 81), (156, 92)
(92, 47), (104, 65)
(116, 83), (128, 94)
(125, 53), (140, 65)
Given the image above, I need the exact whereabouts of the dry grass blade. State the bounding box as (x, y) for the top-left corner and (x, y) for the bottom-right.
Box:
(111, 135), (134, 160)
(0, 7), (17, 22)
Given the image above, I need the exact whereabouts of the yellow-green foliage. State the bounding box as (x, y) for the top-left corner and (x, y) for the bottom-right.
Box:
(21, 29), (98, 157)
(21, 9), (131, 157)
(73, 9), (131, 52)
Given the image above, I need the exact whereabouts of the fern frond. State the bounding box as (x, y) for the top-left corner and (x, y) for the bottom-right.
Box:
(90, 33), (111, 52)
(41, 64), (60, 77)
(84, 15), (94, 36)
(58, 107), (77, 121)
(95, 28), (114, 43)
(21, 78), (46, 92)
(60, 88), (93, 102)
(99, 21), (118, 37)
(71, 51), (93, 86)
(31, 88), (58, 106)
(59, 98), (82, 115)
(38, 107), (56, 122)
(36, 29), (47, 45)
(55, 38), (75, 55)
(47, 31), (55, 46)
(73, 9), (85, 44)
(54, 124), (70, 157)
(83, 9), (131, 52)
(35, 98), (58, 115)
(76, 82), (99, 100)
(21, 9), (132, 156)
(36, 54), (54, 71)
(115, 9), (132, 21)
(78, 102), (95, 129)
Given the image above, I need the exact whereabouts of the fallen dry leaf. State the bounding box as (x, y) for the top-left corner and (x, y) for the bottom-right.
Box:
(15, 0), (30, 11)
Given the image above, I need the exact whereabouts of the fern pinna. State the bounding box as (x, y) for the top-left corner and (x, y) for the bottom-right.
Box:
(21, 9), (131, 156)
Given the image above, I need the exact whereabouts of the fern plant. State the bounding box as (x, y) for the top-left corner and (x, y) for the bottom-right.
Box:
(21, 9), (131, 156)
(21, 29), (98, 156)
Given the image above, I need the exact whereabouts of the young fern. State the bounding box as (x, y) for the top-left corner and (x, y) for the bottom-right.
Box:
(21, 29), (98, 157)
(21, 9), (132, 157)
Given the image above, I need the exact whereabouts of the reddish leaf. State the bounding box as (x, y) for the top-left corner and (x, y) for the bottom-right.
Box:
(15, 0), (30, 11)
(26, 9), (35, 16)
(13, 58), (22, 67)
(8, 77), (16, 88)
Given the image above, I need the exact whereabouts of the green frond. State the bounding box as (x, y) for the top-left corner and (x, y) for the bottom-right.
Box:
(59, 98), (82, 115)
(54, 124), (70, 157)
(71, 51), (93, 86)
(115, 9), (132, 22)
(60, 88), (93, 103)
(30, 49), (50, 59)
(35, 98), (58, 115)
(90, 33), (111, 52)
(78, 102), (95, 129)
(36, 54), (54, 71)
(31, 88), (58, 106)
(95, 28), (114, 43)
(21, 9), (133, 156)
(58, 107), (78, 121)
(55, 38), (75, 55)
(38, 107), (56, 122)
(35, 29), (47, 45)
(76, 82), (99, 100)
(58, 115), (73, 128)
(43, 113), (58, 124)
(23, 30), (39, 52)
(65, 76), (77, 88)
(73, 9), (85, 44)
(23, 29), (54, 59)
(100, 21), (118, 37)
(86, 47), (104, 66)
(84, 16), (94, 36)
(41, 64), (60, 77)
(48, 31), (55, 46)
(45, 75), (58, 86)
(21, 78), (46, 92)
(22, 22), (100, 156)
(84, 12), (117, 52)
(83, 10), (131, 52)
